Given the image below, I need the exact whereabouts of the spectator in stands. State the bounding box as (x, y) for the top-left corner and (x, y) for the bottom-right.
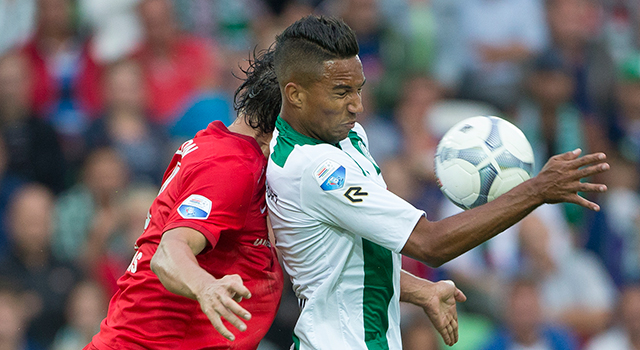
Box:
(601, 1), (640, 66)
(0, 278), (44, 350)
(454, 0), (548, 112)
(585, 283), (640, 350)
(482, 277), (578, 350)
(516, 48), (596, 227)
(519, 213), (617, 340)
(335, 0), (387, 95)
(22, 0), (103, 167)
(135, 0), (222, 125)
(0, 184), (81, 349)
(52, 280), (107, 350)
(613, 51), (640, 163)
(593, 155), (640, 285)
(545, 0), (617, 119)
(91, 184), (158, 296)
(394, 75), (443, 183)
(85, 59), (168, 185)
(77, 0), (142, 63)
(0, 51), (66, 193)
(171, 0), (260, 53)
(53, 148), (129, 272)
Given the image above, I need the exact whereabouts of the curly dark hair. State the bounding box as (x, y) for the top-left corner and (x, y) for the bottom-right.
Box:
(233, 47), (281, 135)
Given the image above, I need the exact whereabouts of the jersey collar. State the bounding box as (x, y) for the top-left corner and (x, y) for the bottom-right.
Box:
(206, 120), (263, 155)
(276, 116), (327, 146)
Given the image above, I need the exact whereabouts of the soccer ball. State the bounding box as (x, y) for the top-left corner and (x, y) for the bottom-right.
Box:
(434, 116), (534, 210)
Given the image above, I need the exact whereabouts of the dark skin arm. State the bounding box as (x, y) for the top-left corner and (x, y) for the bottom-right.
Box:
(150, 227), (252, 341)
(402, 149), (609, 266)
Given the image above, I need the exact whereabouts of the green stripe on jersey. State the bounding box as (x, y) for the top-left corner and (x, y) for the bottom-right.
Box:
(292, 333), (300, 350)
(271, 117), (325, 167)
(348, 131), (381, 174)
(362, 239), (393, 350)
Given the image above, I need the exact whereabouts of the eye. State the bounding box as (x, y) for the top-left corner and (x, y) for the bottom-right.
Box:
(337, 91), (348, 97)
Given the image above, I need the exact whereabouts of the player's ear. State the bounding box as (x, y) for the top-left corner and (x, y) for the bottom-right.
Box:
(284, 82), (305, 108)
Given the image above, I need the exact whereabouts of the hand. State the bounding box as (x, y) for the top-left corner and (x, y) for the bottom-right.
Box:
(419, 280), (467, 346)
(195, 274), (252, 341)
(534, 149), (609, 211)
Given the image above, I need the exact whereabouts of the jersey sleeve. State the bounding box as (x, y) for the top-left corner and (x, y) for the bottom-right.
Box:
(299, 152), (425, 253)
(163, 158), (255, 249)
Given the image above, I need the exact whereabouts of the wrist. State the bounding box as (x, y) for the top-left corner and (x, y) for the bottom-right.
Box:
(188, 271), (217, 301)
(400, 272), (434, 304)
(525, 177), (546, 206)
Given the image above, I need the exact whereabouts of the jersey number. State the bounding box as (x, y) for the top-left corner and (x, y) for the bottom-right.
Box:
(127, 252), (143, 274)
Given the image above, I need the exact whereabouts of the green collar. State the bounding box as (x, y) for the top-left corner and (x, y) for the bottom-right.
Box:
(276, 116), (337, 146)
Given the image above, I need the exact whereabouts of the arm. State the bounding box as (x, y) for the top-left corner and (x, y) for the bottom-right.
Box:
(400, 271), (467, 347)
(150, 227), (252, 341)
(402, 149), (609, 266)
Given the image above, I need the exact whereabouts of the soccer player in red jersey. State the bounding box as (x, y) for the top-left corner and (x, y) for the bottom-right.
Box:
(85, 50), (283, 350)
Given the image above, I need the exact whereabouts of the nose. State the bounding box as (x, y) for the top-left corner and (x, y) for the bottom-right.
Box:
(347, 92), (364, 114)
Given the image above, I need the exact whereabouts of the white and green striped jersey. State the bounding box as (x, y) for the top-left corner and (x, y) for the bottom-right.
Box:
(266, 117), (425, 350)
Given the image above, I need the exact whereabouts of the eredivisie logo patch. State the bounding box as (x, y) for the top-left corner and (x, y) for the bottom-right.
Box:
(314, 160), (346, 191)
(178, 194), (212, 219)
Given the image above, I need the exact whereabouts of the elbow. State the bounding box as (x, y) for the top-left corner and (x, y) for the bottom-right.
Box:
(421, 253), (448, 268)
(413, 244), (450, 268)
(405, 217), (454, 267)
(149, 246), (164, 276)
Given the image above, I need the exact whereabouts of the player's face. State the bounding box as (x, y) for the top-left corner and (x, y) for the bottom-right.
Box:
(299, 56), (365, 144)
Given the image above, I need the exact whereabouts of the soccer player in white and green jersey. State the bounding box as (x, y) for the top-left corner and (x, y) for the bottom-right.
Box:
(267, 16), (610, 350)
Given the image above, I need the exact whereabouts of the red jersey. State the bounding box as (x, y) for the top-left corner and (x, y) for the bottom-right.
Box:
(89, 122), (283, 350)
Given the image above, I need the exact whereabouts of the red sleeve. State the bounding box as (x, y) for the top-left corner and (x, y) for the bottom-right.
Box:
(162, 158), (255, 250)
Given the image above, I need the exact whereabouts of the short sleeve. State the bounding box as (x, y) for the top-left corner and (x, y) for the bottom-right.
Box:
(163, 158), (255, 248)
(300, 154), (424, 253)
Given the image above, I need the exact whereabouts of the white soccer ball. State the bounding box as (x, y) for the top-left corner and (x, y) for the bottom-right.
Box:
(434, 116), (534, 210)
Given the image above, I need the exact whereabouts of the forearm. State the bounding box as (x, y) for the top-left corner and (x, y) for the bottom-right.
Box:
(150, 234), (211, 300)
(406, 179), (542, 266)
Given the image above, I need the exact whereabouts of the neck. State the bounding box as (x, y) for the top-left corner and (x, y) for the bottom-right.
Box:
(228, 116), (271, 158)
(281, 108), (312, 140)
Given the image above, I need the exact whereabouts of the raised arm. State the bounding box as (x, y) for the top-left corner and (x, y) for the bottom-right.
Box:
(400, 270), (467, 346)
(150, 227), (252, 341)
(402, 149), (609, 266)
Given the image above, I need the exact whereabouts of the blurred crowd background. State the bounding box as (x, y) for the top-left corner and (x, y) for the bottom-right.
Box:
(0, 0), (639, 349)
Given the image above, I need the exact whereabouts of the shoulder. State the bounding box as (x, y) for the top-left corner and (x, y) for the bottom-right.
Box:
(179, 135), (263, 178)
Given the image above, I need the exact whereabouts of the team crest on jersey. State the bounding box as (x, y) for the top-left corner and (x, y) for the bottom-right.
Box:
(314, 160), (346, 191)
(358, 140), (379, 168)
(178, 194), (212, 220)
